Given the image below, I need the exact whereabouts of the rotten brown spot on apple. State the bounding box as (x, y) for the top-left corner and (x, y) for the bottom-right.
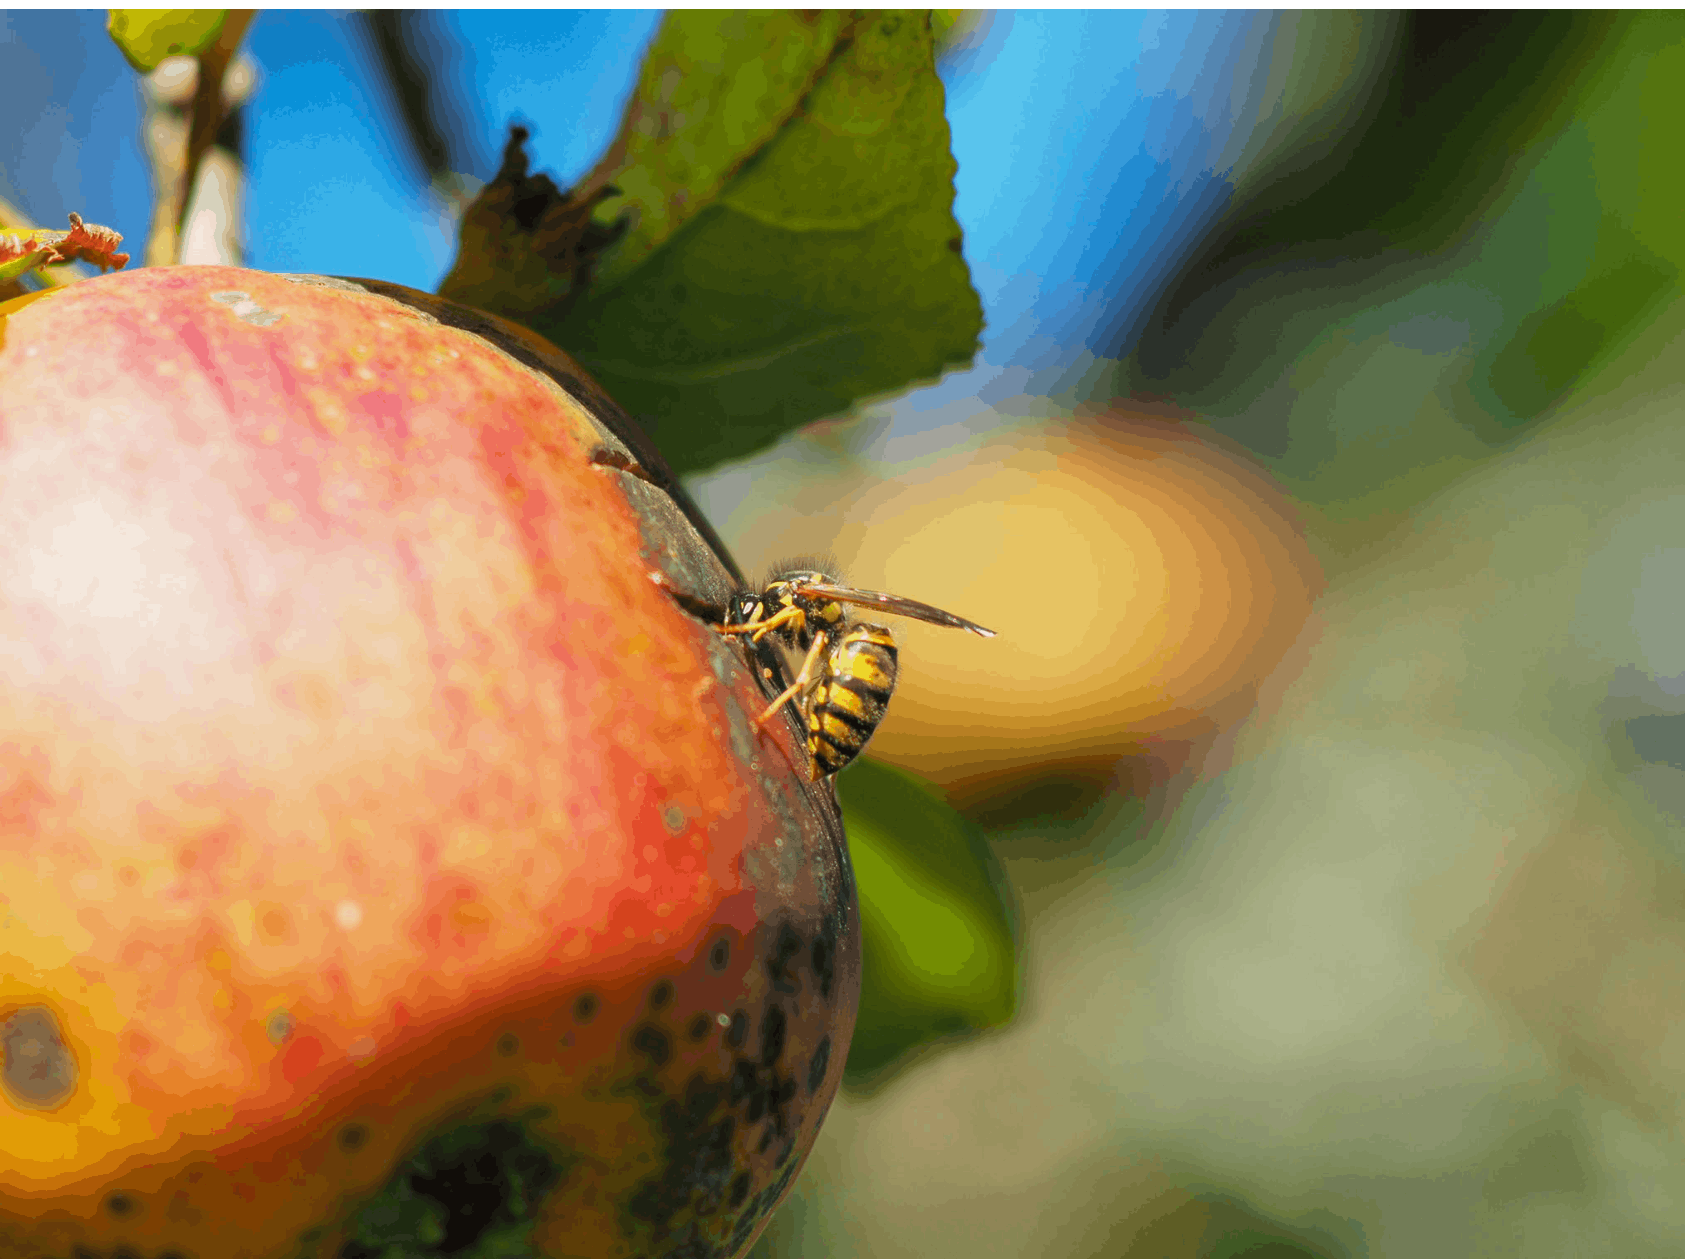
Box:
(1, 1004), (78, 1110)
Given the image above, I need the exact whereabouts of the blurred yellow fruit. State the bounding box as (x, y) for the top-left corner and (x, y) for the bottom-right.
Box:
(722, 410), (1323, 809)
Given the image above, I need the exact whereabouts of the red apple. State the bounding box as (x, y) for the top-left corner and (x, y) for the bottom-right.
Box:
(0, 266), (858, 1259)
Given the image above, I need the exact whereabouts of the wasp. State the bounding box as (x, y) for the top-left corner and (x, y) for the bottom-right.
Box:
(715, 568), (996, 780)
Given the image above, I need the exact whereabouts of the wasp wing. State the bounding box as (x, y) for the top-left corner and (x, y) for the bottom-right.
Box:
(790, 580), (997, 637)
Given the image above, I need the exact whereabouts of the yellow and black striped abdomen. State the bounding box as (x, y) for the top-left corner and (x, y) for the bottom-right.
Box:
(805, 623), (898, 778)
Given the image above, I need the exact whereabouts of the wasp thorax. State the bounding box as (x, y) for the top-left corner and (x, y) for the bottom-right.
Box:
(760, 573), (847, 651)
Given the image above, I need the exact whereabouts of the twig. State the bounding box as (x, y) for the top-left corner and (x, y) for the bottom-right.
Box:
(358, 11), (452, 185)
(143, 10), (255, 267)
(356, 11), (478, 215)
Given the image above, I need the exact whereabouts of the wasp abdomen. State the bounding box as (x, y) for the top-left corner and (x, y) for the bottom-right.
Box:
(806, 624), (898, 778)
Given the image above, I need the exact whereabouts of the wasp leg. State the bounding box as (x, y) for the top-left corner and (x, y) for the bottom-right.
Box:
(714, 604), (802, 642)
(754, 630), (829, 729)
(748, 605), (803, 643)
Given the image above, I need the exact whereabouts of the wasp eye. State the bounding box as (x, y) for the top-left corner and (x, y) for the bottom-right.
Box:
(723, 593), (760, 625)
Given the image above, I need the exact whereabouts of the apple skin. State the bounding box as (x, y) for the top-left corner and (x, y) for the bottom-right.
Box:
(0, 267), (858, 1259)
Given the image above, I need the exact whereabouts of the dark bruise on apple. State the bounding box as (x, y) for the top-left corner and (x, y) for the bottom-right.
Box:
(0, 267), (859, 1259)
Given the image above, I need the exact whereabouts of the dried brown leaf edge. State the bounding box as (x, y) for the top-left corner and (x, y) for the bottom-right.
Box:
(0, 213), (131, 284)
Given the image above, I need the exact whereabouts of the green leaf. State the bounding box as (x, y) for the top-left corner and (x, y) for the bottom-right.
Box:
(107, 9), (229, 72)
(439, 10), (982, 477)
(836, 758), (1018, 1091)
(584, 10), (851, 293)
(1480, 221), (1677, 423)
(0, 244), (55, 286)
(1473, 14), (1685, 426)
